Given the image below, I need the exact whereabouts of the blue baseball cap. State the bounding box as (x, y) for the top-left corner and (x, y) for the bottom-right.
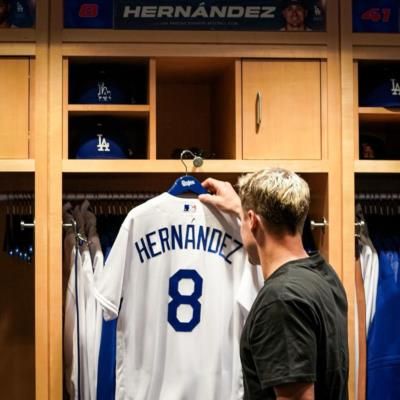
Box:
(78, 79), (127, 104)
(359, 65), (400, 107)
(75, 134), (127, 159)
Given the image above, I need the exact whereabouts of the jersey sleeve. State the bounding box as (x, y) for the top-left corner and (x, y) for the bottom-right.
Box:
(250, 299), (318, 389)
(92, 220), (132, 320)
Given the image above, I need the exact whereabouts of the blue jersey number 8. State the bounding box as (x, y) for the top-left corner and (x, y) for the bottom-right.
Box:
(168, 269), (203, 332)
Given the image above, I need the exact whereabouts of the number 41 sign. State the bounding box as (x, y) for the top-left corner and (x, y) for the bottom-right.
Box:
(353, 1), (400, 32)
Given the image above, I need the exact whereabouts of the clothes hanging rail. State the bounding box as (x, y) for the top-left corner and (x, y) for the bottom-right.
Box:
(0, 192), (160, 202)
(63, 192), (159, 201)
(356, 193), (400, 201)
(0, 193), (33, 201)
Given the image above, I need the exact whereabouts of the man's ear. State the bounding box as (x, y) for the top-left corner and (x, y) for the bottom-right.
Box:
(248, 210), (262, 232)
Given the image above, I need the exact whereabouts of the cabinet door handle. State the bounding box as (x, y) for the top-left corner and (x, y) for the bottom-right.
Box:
(256, 91), (262, 131)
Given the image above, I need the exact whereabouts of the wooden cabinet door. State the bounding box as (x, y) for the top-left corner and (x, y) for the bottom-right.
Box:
(242, 60), (321, 160)
(0, 59), (29, 159)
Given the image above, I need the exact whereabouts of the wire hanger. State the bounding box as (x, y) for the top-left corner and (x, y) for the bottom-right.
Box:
(168, 149), (207, 196)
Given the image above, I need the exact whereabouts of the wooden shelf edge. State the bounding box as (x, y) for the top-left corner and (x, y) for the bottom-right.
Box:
(359, 107), (400, 114)
(0, 159), (35, 172)
(61, 43), (328, 59)
(354, 46), (400, 60)
(0, 29), (36, 42)
(358, 107), (400, 122)
(62, 29), (329, 46)
(0, 42), (36, 56)
(68, 104), (150, 117)
(353, 33), (400, 47)
(355, 160), (400, 173)
(62, 159), (329, 173)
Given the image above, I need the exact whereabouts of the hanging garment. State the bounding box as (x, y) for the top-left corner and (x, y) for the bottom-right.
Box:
(367, 238), (400, 399)
(83, 236), (104, 400)
(64, 244), (91, 400)
(93, 193), (263, 400)
(354, 257), (367, 400)
(359, 240), (379, 336)
(64, 204), (93, 400)
(356, 205), (379, 337)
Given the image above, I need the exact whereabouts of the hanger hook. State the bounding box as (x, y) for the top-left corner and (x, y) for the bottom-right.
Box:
(180, 149), (204, 175)
(180, 149), (195, 176)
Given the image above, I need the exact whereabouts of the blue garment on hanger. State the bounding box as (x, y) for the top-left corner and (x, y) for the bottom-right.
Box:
(367, 244), (400, 399)
(97, 215), (125, 400)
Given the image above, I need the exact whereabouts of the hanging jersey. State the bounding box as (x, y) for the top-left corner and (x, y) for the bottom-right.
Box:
(367, 248), (400, 399)
(93, 192), (263, 400)
(84, 244), (105, 400)
(64, 246), (91, 400)
(360, 240), (379, 336)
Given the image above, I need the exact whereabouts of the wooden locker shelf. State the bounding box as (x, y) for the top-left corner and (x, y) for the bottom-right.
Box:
(353, 33), (400, 47)
(61, 42), (328, 59)
(0, 160), (35, 172)
(354, 46), (400, 60)
(355, 160), (400, 173)
(0, 43), (35, 56)
(68, 104), (150, 117)
(0, 29), (36, 42)
(62, 159), (330, 173)
(62, 29), (329, 45)
(359, 107), (400, 122)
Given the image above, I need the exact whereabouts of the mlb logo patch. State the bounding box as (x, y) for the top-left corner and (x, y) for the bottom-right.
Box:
(183, 204), (197, 213)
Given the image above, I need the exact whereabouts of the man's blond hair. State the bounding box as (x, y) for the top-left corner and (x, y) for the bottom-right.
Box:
(237, 168), (310, 235)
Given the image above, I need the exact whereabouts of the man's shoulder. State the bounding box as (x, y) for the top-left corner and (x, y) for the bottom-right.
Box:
(263, 255), (344, 304)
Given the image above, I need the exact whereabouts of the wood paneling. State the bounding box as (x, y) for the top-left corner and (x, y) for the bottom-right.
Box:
(62, 43), (328, 59)
(0, 201), (35, 400)
(212, 61), (237, 159)
(242, 59), (322, 160)
(0, 59), (29, 159)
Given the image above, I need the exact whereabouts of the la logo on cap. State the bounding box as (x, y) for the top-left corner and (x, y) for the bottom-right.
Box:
(97, 134), (111, 152)
(391, 78), (400, 96)
(97, 81), (112, 102)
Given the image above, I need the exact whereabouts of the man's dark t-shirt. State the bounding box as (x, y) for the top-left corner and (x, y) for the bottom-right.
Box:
(240, 253), (348, 399)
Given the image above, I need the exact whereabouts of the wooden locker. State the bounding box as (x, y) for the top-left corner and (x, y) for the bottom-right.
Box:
(242, 59), (322, 160)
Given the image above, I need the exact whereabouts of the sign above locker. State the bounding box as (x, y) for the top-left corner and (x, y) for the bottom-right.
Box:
(353, 0), (400, 32)
(64, 0), (326, 31)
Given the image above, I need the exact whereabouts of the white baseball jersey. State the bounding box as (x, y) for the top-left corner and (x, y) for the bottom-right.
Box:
(86, 239), (105, 400)
(64, 245), (91, 400)
(93, 192), (263, 400)
(360, 239), (379, 336)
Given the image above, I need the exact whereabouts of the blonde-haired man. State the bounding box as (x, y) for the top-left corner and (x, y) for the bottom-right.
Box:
(199, 168), (348, 400)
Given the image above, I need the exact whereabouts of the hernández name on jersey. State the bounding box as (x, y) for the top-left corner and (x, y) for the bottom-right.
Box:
(134, 223), (243, 265)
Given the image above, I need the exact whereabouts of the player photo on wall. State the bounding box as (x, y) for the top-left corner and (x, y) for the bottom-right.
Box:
(0, 0), (35, 28)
